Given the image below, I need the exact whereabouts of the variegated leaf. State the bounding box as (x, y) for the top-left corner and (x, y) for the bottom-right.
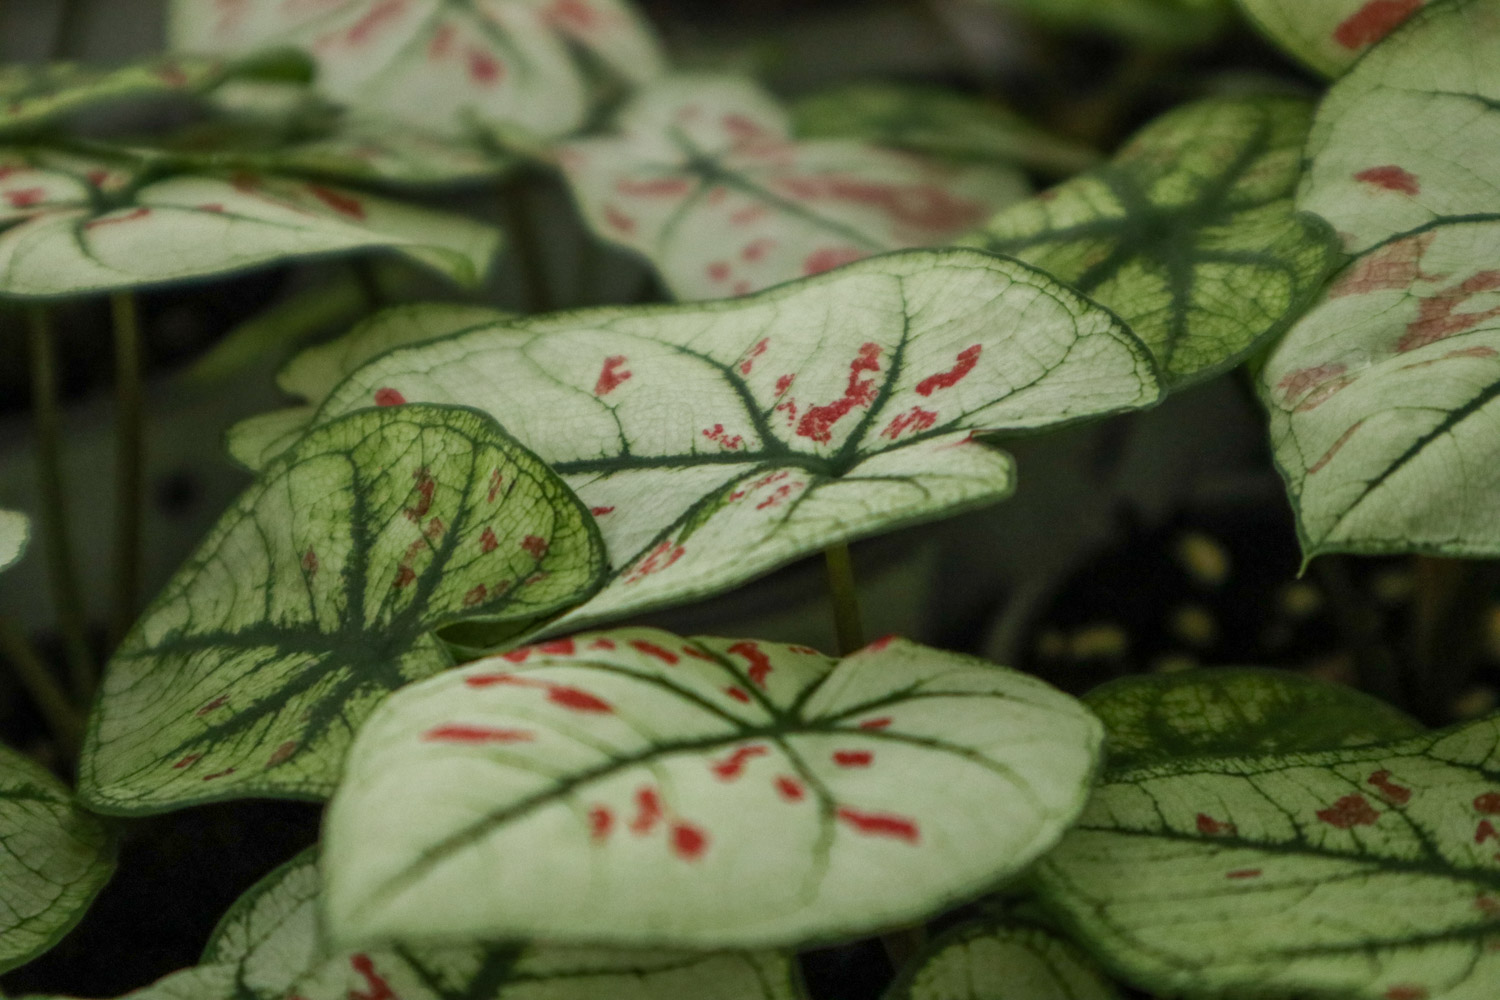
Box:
(885, 919), (1121, 1000)
(322, 630), (1104, 949)
(1237, 0), (1433, 77)
(557, 75), (1029, 300)
(79, 405), (605, 813)
(304, 250), (1160, 640)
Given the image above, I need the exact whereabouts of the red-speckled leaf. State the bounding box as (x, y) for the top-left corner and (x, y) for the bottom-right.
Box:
(78, 405), (604, 814)
(557, 75), (1029, 300)
(0, 163), (499, 297)
(0, 510), (29, 574)
(885, 919), (1122, 1000)
(1238, 0), (1432, 77)
(322, 629), (1104, 949)
(1035, 711), (1500, 1000)
(1261, 0), (1500, 559)
(305, 250), (1160, 640)
(0, 149), (136, 225)
(199, 848), (804, 1000)
(168, 0), (665, 141)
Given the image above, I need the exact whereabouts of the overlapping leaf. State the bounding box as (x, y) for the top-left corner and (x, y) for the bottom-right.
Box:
(322, 629), (1104, 949)
(0, 743), (116, 975)
(1086, 667), (1423, 772)
(885, 919), (1121, 1000)
(79, 405), (605, 813)
(557, 75), (1030, 300)
(304, 250), (1160, 638)
(790, 83), (1097, 177)
(1261, 0), (1500, 558)
(1237, 0), (1433, 77)
(968, 95), (1341, 386)
(168, 0), (666, 141)
(0, 55), (251, 137)
(22, 967), (237, 1000)
(0, 510), (29, 573)
(0, 153), (500, 296)
(199, 848), (802, 1000)
(980, 0), (1229, 46)
(1035, 711), (1500, 999)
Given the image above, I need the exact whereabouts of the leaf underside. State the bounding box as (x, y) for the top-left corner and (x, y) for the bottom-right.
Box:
(885, 918), (1122, 1000)
(79, 405), (605, 813)
(323, 629), (1104, 950)
(969, 94), (1342, 387)
(301, 249), (1159, 641)
(1237, 0), (1434, 77)
(1261, 0), (1500, 559)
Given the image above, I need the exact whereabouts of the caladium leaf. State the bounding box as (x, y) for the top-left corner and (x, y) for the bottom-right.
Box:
(884, 919), (1121, 1000)
(790, 83), (1098, 178)
(228, 304), (508, 470)
(78, 405), (605, 814)
(1086, 667), (1423, 772)
(980, 0), (1229, 46)
(202, 848), (804, 1000)
(0, 510), (29, 573)
(168, 0), (666, 141)
(1034, 712), (1500, 1000)
(1237, 0), (1432, 78)
(307, 250), (1160, 639)
(323, 629), (1104, 950)
(0, 158), (500, 297)
(1262, 0), (1500, 558)
(556, 75), (1030, 301)
(967, 95), (1342, 387)
(0, 743), (116, 975)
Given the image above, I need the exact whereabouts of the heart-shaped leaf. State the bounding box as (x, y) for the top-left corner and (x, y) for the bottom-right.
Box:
(168, 0), (666, 141)
(1237, 0), (1433, 77)
(556, 75), (1029, 300)
(322, 629), (1104, 950)
(228, 304), (507, 470)
(1261, 0), (1500, 558)
(1086, 667), (1423, 772)
(0, 509), (29, 573)
(0, 743), (116, 975)
(790, 83), (1098, 178)
(306, 250), (1160, 639)
(884, 919), (1121, 1000)
(202, 848), (803, 1000)
(1034, 711), (1500, 1000)
(0, 157), (500, 297)
(967, 95), (1342, 387)
(79, 405), (605, 814)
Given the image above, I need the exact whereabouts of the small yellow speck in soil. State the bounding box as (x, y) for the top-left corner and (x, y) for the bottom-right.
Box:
(1453, 686), (1498, 719)
(1280, 581), (1324, 619)
(1069, 623), (1129, 659)
(1174, 531), (1230, 588)
(1170, 604), (1218, 648)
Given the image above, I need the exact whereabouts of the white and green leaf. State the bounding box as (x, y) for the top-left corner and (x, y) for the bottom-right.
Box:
(79, 405), (606, 814)
(0, 149), (136, 225)
(557, 75), (1030, 300)
(1262, 0), (1500, 558)
(1237, 0), (1434, 78)
(0, 161), (500, 297)
(1035, 712), (1500, 1000)
(0, 743), (116, 975)
(1086, 667), (1423, 772)
(790, 83), (1098, 178)
(0, 510), (29, 574)
(323, 629), (1104, 950)
(168, 0), (666, 141)
(202, 848), (805, 1000)
(306, 250), (1161, 639)
(968, 95), (1342, 387)
(884, 919), (1121, 1000)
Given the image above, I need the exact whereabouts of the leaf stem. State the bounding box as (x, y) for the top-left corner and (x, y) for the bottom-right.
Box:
(0, 617), (83, 761)
(823, 543), (866, 655)
(110, 292), (144, 648)
(26, 306), (96, 697)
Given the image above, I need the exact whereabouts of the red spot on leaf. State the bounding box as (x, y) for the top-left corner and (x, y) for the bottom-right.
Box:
(590, 506), (615, 516)
(1478, 819), (1499, 844)
(423, 724), (533, 744)
(725, 686), (752, 703)
(487, 468), (504, 502)
(728, 641), (773, 686)
(834, 750), (874, 768)
(546, 0), (604, 31)
(539, 639), (576, 656)
(796, 342), (882, 443)
(1334, 0), (1422, 49)
(405, 469), (436, 522)
(880, 406), (938, 441)
(775, 775), (805, 801)
(84, 207), (151, 230)
(173, 754), (201, 769)
(202, 768), (237, 781)
(858, 717), (893, 730)
(712, 744), (770, 780)
(707, 261), (732, 283)
(803, 246), (865, 276)
(301, 548), (318, 576)
(350, 954), (397, 1000)
(198, 203), (226, 213)
(775, 374), (796, 396)
(629, 639), (679, 664)
(548, 686), (612, 714)
(1477, 894), (1500, 917)
(630, 786), (662, 834)
(1329, 232), (1442, 299)
(702, 424), (745, 450)
(1226, 868), (1262, 879)
(681, 645), (716, 661)
(616, 176), (691, 197)
(589, 637), (617, 650)
(1367, 770), (1412, 804)
(4, 188), (45, 208)
(1308, 420), (1366, 475)
(463, 584), (488, 607)
(594, 355), (632, 395)
(866, 634), (898, 652)
(1354, 165), (1421, 196)
(1317, 794), (1381, 829)
(603, 204), (636, 234)
(309, 185), (365, 219)
(427, 22), (456, 58)
(1476, 792), (1500, 814)
(196, 695), (229, 716)
(916, 345), (981, 396)
(1398, 270), (1500, 352)
(742, 238), (775, 262)
(343, 0), (409, 46)
(589, 805), (612, 842)
(467, 49), (503, 85)
(624, 540), (686, 583)
(266, 741), (298, 768)
(739, 338), (769, 375)
(1277, 363), (1348, 405)
(1383, 987), (1428, 1000)
(837, 806), (920, 844)
(374, 387), (406, 407)
(1196, 813), (1237, 836)
(521, 535), (549, 560)
(671, 822), (708, 860)
(392, 565), (417, 590)
(479, 527), (499, 554)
